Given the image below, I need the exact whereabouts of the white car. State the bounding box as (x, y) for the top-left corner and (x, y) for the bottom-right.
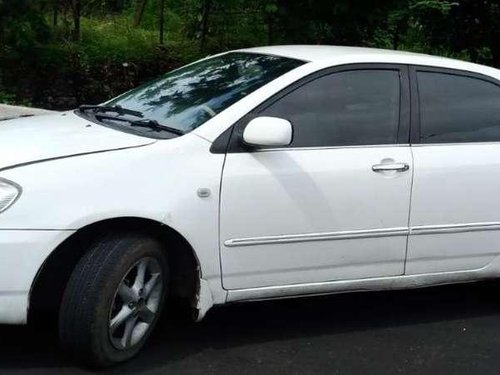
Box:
(2, 45), (500, 366)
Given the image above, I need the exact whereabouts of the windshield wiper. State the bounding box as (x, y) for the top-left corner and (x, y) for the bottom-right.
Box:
(130, 119), (185, 135)
(94, 114), (185, 135)
(79, 104), (144, 118)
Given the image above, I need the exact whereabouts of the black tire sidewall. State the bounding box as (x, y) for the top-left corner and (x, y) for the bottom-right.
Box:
(60, 234), (168, 366)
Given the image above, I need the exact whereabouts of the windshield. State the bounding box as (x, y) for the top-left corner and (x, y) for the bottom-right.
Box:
(105, 52), (305, 134)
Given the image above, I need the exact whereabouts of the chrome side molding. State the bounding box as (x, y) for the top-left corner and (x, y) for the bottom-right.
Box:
(224, 227), (409, 247)
(225, 222), (500, 248)
(411, 222), (500, 235)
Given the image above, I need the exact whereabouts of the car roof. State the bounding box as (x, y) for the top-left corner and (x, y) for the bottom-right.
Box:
(240, 45), (427, 62)
(237, 45), (500, 79)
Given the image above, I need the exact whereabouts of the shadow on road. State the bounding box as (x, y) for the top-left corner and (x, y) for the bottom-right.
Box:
(1, 282), (500, 374)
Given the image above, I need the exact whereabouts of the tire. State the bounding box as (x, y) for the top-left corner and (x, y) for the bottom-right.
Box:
(59, 233), (168, 367)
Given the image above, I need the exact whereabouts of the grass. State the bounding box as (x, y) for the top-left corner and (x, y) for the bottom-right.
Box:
(65, 15), (200, 64)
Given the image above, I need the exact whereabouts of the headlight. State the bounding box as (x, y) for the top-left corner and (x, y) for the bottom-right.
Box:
(0, 178), (21, 213)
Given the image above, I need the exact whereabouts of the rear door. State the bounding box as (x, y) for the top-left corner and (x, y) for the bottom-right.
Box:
(219, 64), (413, 290)
(407, 67), (500, 274)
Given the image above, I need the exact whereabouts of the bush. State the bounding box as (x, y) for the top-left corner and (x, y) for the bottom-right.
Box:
(79, 16), (158, 63)
(0, 13), (201, 110)
(0, 90), (17, 105)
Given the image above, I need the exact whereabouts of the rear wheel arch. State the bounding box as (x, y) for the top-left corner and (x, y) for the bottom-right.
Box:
(29, 217), (202, 324)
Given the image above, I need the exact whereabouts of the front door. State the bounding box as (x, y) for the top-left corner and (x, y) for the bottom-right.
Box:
(220, 65), (413, 290)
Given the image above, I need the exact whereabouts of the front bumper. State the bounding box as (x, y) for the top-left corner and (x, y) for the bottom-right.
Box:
(0, 230), (73, 324)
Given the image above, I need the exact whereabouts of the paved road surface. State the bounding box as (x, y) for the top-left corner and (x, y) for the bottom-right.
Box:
(1, 282), (500, 374)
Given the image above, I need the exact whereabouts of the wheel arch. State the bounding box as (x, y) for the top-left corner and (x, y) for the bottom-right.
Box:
(28, 216), (206, 323)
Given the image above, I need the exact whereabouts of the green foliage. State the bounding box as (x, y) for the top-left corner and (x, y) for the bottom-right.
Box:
(0, 0), (51, 56)
(79, 16), (157, 62)
(1, 0), (500, 109)
(410, 0), (458, 13)
(0, 88), (32, 106)
(0, 90), (17, 105)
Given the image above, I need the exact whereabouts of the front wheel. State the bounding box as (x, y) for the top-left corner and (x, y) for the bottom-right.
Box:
(59, 234), (168, 367)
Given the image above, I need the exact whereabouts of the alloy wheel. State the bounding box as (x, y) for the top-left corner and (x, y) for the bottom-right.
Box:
(108, 257), (163, 350)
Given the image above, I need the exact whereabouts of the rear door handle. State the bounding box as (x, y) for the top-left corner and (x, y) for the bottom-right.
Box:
(372, 163), (410, 173)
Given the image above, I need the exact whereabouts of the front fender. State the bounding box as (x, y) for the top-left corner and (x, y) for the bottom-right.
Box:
(0, 134), (227, 304)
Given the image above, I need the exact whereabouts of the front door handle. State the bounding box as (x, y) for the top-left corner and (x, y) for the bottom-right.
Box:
(372, 163), (410, 173)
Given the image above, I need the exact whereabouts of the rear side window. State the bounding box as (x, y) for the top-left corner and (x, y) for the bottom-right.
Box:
(259, 70), (401, 147)
(417, 72), (500, 143)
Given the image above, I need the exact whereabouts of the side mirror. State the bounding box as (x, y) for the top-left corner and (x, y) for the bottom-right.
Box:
(242, 117), (293, 148)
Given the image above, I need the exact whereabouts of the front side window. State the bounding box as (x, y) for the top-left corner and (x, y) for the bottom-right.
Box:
(418, 71), (500, 143)
(106, 52), (305, 134)
(258, 69), (401, 147)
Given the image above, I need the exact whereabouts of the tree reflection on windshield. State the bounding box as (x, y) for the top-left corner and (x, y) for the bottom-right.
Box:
(107, 52), (305, 133)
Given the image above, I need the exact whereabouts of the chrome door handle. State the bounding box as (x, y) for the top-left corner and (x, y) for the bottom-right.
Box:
(372, 163), (410, 172)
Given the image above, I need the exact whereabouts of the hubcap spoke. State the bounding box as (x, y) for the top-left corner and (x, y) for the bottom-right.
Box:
(110, 306), (134, 333)
(118, 282), (137, 303)
(133, 259), (148, 292)
(143, 273), (161, 299)
(121, 316), (138, 348)
(139, 306), (156, 324)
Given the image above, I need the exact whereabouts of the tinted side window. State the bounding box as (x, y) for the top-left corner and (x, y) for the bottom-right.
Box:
(259, 70), (401, 147)
(418, 72), (500, 143)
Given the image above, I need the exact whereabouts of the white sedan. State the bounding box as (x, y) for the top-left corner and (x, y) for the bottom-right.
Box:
(1, 45), (500, 366)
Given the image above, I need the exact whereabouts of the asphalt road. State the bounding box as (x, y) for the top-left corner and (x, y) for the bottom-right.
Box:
(2, 282), (500, 374)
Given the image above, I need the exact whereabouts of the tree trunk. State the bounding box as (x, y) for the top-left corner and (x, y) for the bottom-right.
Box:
(72, 0), (81, 41)
(133, 0), (149, 27)
(159, 0), (166, 44)
(267, 14), (274, 45)
(200, 0), (212, 50)
(392, 26), (400, 50)
(53, 1), (59, 28)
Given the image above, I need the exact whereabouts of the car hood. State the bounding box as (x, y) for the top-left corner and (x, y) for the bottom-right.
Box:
(0, 112), (155, 170)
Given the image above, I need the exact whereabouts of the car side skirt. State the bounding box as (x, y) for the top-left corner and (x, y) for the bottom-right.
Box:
(226, 255), (500, 303)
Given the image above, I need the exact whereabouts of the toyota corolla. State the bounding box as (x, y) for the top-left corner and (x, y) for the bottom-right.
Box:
(2, 45), (500, 366)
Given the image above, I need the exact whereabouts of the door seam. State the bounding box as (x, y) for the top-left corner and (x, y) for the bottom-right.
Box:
(404, 146), (416, 274)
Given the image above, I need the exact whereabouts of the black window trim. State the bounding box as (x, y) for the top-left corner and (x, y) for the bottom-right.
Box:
(409, 65), (500, 145)
(211, 63), (411, 154)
